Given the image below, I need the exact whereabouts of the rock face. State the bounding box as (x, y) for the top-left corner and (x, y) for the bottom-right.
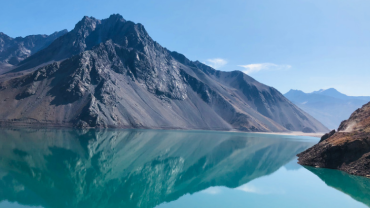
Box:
(0, 14), (328, 132)
(0, 30), (68, 66)
(298, 102), (370, 177)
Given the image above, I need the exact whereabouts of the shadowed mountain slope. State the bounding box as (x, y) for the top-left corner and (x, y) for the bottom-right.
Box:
(0, 14), (328, 132)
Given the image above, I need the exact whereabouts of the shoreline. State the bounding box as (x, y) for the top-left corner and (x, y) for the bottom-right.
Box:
(253, 131), (325, 138)
(0, 124), (325, 138)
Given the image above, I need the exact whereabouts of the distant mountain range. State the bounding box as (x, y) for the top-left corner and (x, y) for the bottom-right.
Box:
(0, 30), (67, 72)
(285, 88), (370, 129)
(0, 14), (328, 132)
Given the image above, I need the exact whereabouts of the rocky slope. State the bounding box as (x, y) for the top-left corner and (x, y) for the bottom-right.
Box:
(0, 14), (328, 132)
(0, 129), (313, 208)
(0, 30), (67, 66)
(298, 102), (370, 177)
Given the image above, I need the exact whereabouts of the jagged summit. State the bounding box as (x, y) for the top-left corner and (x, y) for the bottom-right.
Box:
(106, 13), (126, 21)
(73, 16), (100, 33)
(11, 14), (153, 73)
(0, 14), (328, 132)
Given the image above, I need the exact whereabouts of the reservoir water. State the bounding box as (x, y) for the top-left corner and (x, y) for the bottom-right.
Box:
(0, 129), (369, 208)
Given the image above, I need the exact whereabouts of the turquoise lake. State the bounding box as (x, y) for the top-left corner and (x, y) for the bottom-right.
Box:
(0, 129), (369, 208)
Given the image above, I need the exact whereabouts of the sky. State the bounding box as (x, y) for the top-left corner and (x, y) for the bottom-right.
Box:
(1, 0), (370, 96)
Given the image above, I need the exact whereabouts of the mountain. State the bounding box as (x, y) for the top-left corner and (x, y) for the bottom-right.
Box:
(0, 30), (68, 68)
(0, 14), (328, 132)
(312, 88), (350, 100)
(284, 88), (370, 129)
(298, 102), (370, 177)
(0, 129), (313, 208)
(312, 88), (370, 101)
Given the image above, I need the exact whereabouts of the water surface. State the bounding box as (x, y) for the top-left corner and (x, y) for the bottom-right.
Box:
(0, 129), (368, 208)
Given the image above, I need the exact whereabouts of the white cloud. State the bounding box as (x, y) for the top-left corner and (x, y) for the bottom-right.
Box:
(236, 184), (261, 193)
(235, 184), (285, 195)
(238, 63), (291, 74)
(200, 187), (222, 195)
(205, 58), (228, 69)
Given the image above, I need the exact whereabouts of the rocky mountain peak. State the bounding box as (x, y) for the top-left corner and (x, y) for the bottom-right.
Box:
(75, 16), (100, 30)
(73, 16), (101, 40)
(106, 13), (126, 22)
(0, 14), (329, 133)
(11, 14), (154, 72)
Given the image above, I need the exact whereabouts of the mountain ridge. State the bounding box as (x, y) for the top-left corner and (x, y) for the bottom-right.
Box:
(0, 29), (68, 66)
(285, 88), (370, 129)
(0, 14), (328, 132)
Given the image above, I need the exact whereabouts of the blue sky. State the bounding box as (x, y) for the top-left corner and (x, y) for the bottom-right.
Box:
(1, 0), (370, 96)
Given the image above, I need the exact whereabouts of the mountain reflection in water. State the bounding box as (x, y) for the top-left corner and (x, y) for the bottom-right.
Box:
(0, 129), (313, 208)
(305, 167), (370, 207)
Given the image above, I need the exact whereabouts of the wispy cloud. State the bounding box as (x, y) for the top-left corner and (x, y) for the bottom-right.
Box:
(236, 184), (261, 193)
(235, 184), (285, 195)
(238, 63), (291, 74)
(200, 187), (222, 195)
(205, 58), (228, 69)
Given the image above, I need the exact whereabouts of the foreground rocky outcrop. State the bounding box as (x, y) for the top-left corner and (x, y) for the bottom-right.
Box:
(0, 14), (328, 132)
(298, 102), (370, 177)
